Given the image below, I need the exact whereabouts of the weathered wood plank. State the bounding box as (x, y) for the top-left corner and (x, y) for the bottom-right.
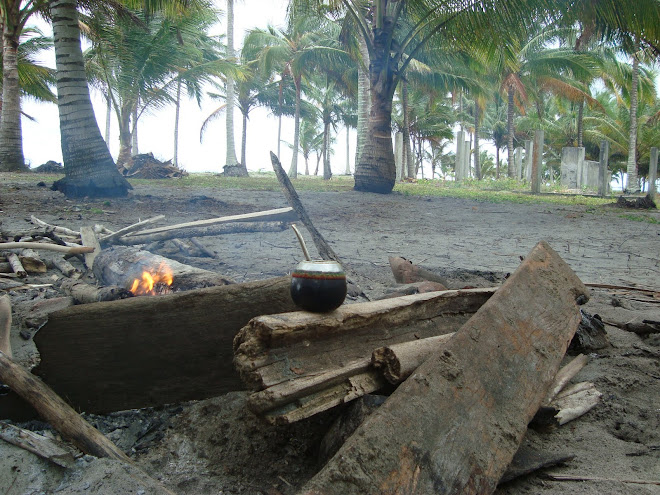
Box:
(28, 277), (297, 415)
(298, 241), (588, 495)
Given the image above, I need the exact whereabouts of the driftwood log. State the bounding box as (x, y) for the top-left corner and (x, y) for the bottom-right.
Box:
(298, 241), (588, 495)
(21, 277), (297, 416)
(60, 279), (133, 304)
(234, 288), (495, 423)
(0, 294), (11, 358)
(92, 245), (233, 291)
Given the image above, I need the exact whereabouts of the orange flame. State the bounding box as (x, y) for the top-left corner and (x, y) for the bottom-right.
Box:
(129, 263), (173, 295)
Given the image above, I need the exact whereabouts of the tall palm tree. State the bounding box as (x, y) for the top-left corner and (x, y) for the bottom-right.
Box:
(0, 0), (49, 171)
(50, 0), (131, 197)
(242, 11), (346, 178)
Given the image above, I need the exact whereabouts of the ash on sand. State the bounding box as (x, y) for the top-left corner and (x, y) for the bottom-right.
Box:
(1, 176), (659, 494)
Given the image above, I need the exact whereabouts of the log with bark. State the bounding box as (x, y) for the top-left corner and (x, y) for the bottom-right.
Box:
(92, 245), (233, 291)
(234, 288), (495, 423)
(18, 277), (298, 416)
(298, 241), (588, 495)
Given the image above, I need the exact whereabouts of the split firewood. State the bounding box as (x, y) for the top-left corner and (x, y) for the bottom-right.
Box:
(190, 237), (217, 258)
(60, 279), (133, 304)
(114, 220), (288, 246)
(120, 207), (295, 239)
(0, 241), (94, 255)
(30, 215), (80, 237)
(93, 245), (233, 291)
(0, 294), (11, 358)
(604, 318), (660, 335)
(25, 277), (298, 415)
(270, 151), (339, 262)
(51, 256), (81, 278)
(0, 421), (75, 468)
(544, 354), (590, 404)
(5, 252), (26, 277)
(98, 214), (165, 243)
(551, 382), (602, 425)
(17, 249), (47, 274)
(80, 226), (101, 270)
(388, 256), (450, 287)
(298, 241), (588, 495)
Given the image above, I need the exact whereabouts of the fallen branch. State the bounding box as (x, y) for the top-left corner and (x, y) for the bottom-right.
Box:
(270, 151), (339, 262)
(0, 242), (94, 255)
(51, 257), (81, 278)
(60, 279), (133, 304)
(603, 318), (660, 335)
(0, 349), (129, 461)
(5, 252), (26, 278)
(0, 421), (75, 468)
(545, 473), (660, 486)
(122, 207), (294, 238)
(30, 215), (80, 237)
(98, 215), (165, 242)
(115, 220), (288, 245)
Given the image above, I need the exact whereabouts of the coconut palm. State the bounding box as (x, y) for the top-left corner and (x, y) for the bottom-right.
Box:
(242, 10), (347, 178)
(0, 0), (51, 171)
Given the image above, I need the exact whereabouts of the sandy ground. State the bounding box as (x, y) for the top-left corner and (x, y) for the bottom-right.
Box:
(0, 174), (659, 494)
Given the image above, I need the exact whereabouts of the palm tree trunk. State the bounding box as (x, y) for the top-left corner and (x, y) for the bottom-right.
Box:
(50, 0), (130, 198)
(354, 36), (396, 194)
(277, 78), (283, 159)
(345, 125), (350, 175)
(496, 146), (500, 179)
(117, 102), (133, 168)
(402, 80), (414, 179)
(507, 85), (515, 178)
(105, 94), (112, 145)
(474, 104), (481, 180)
(355, 35), (370, 167)
(173, 79), (181, 168)
(626, 38), (640, 192)
(0, 11), (26, 171)
(223, 0), (247, 176)
(323, 121), (332, 180)
(577, 99), (584, 148)
(288, 76), (301, 178)
(241, 110), (248, 170)
(131, 103), (138, 156)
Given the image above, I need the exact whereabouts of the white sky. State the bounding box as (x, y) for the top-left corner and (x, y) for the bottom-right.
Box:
(21, 0), (355, 175)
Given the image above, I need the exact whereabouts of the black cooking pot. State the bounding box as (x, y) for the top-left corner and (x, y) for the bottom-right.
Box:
(290, 260), (347, 313)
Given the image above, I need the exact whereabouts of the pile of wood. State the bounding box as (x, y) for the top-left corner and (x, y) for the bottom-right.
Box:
(118, 152), (187, 179)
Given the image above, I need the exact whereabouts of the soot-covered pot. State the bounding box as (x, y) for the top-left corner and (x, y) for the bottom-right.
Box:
(290, 260), (347, 313)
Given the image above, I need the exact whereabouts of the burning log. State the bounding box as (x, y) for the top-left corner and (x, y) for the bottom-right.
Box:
(22, 276), (297, 415)
(92, 245), (232, 292)
(298, 241), (588, 495)
(60, 279), (133, 304)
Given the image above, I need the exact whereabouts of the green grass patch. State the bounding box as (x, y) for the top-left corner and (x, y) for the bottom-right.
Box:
(617, 213), (660, 224)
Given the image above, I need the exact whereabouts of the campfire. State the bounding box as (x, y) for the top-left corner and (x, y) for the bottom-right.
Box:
(129, 263), (173, 295)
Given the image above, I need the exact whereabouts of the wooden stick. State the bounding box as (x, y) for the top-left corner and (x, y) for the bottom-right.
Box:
(5, 253), (27, 278)
(30, 215), (80, 237)
(0, 242), (94, 255)
(545, 473), (660, 486)
(98, 215), (165, 242)
(115, 220), (288, 245)
(122, 207), (294, 238)
(51, 257), (81, 278)
(0, 349), (130, 462)
(0, 421), (75, 468)
(270, 151), (340, 262)
(544, 354), (589, 404)
(0, 294), (11, 358)
(80, 226), (101, 269)
(189, 237), (217, 258)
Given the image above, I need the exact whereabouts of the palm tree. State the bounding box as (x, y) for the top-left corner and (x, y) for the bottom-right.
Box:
(49, 0), (131, 197)
(0, 0), (50, 171)
(242, 11), (346, 178)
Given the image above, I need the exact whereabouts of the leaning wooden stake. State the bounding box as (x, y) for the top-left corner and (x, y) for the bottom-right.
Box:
(0, 350), (129, 462)
(298, 241), (588, 495)
(270, 151), (339, 262)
